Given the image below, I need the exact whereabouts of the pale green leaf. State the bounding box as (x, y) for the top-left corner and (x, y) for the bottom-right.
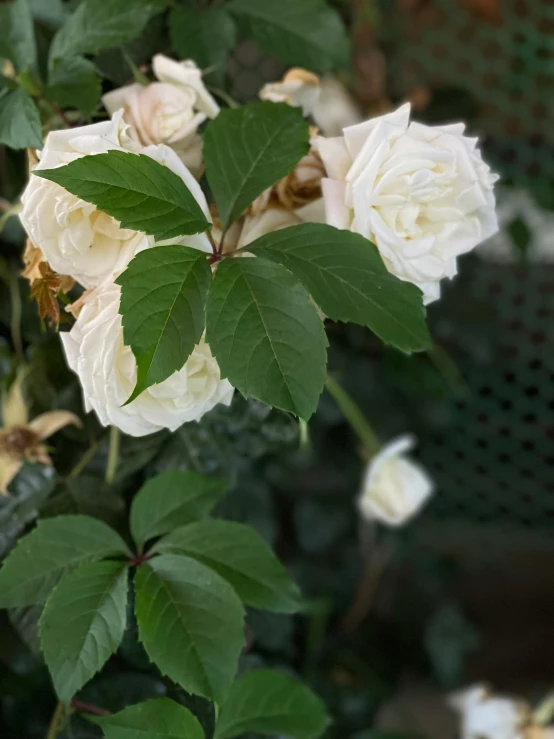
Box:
(0, 0), (37, 73)
(135, 554), (245, 702)
(115, 245), (211, 402)
(0, 89), (42, 150)
(130, 470), (228, 549)
(206, 256), (328, 419)
(35, 151), (210, 241)
(249, 224), (431, 353)
(40, 560), (129, 704)
(214, 669), (330, 739)
(154, 520), (300, 612)
(228, 0), (351, 74)
(90, 697), (205, 739)
(47, 56), (102, 116)
(0, 515), (130, 608)
(204, 102), (310, 228)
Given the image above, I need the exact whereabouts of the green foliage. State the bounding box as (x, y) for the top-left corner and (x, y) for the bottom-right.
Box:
(116, 245), (212, 402)
(249, 224), (431, 353)
(228, 0), (351, 74)
(35, 151), (211, 241)
(204, 102), (310, 228)
(91, 698), (205, 739)
(0, 0), (37, 73)
(207, 256), (328, 419)
(130, 470), (228, 549)
(213, 669), (330, 739)
(40, 560), (129, 704)
(0, 89), (42, 149)
(134, 554), (245, 702)
(46, 56), (102, 116)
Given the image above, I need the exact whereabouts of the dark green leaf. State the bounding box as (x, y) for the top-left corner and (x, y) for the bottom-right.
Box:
(130, 470), (229, 549)
(214, 669), (330, 739)
(0, 0), (37, 73)
(169, 7), (236, 87)
(228, 0), (351, 74)
(36, 151), (210, 240)
(0, 89), (42, 150)
(90, 697), (204, 739)
(154, 520), (301, 613)
(0, 515), (130, 608)
(116, 245), (211, 402)
(206, 256), (328, 419)
(47, 56), (102, 116)
(135, 554), (245, 701)
(204, 102), (310, 228)
(248, 224), (431, 353)
(29, 0), (66, 27)
(40, 560), (129, 704)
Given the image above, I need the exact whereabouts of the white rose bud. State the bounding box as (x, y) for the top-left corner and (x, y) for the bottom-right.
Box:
(358, 435), (434, 527)
(449, 684), (529, 739)
(20, 116), (212, 289)
(260, 68), (321, 116)
(316, 103), (499, 304)
(103, 54), (219, 176)
(61, 282), (234, 437)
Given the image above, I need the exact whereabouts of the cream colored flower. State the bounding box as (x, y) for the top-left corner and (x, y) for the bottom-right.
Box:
(103, 54), (219, 177)
(61, 283), (234, 437)
(311, 76), (362, 136)
(0, 374), (81, 494)
(260, 68), (321, 116)
(316, 103), (499, 304)
(358, 435), (434, 527)
(449, 684), (529, 739)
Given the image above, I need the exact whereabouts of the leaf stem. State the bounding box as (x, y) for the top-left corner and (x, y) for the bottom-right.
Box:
(8, 268), (24, 364)
(45, 701), (65, 739)
(71, 699), (111, 717)
(105, 425), (121, 484)
(67, 440), (99, 480)
(325, 374), (380, 456)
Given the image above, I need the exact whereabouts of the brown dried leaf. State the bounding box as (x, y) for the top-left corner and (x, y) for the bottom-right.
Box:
(30, 263), (62, 327)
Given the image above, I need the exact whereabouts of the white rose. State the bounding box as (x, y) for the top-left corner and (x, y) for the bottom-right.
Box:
(316, 103), (499, 303)
(61, 282), (234, 437)
(103, 55), (219, 176)
(358, 434), (434, 527)
(259, 68), (321, 116)
(20, 114), (212, 288)
(449, 685), (528, 739)
(311, 76), (362, 136)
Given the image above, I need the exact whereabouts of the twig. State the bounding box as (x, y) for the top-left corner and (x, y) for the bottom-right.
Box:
(71, 699), (111, 717)
(67, 440), (99, 481)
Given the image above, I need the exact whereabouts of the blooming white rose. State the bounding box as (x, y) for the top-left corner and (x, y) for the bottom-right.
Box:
(358, 434), (433, 527)
(61, 282), (234, 437)
(449, 684), (528, 739)
(103, 55), (219, 176)
(20, 114), (212, 289)
(259, 68), (321, 116)
(316, 103), (499, 303)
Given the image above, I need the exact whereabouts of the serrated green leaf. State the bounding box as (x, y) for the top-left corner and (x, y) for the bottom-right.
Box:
(90, 697), (205, 739)
(214, 669), (330, 739)
(130, 470), (228, 549)
(40, 560), (129, 704)
(0, 0), (37, 73)
(154, 520), (300, 613)
(169, 7), (236, 87)
(0, 89), (42, 150)
(49, 0), (158, 66)
(204, 102), (310, 228)
(248, 224), (431, 353)
(0, 515), (130, 608)
(134, 554), (244, 702)
(206, 256), (328, 419)
(115, 245), (211, 402)
(47, 56), (102, 116)
(228, 0), (351, 74)
(35, 151), (210, 241)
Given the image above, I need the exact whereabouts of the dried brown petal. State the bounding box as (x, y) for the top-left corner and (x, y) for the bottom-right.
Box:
(30, 262), (62, 327)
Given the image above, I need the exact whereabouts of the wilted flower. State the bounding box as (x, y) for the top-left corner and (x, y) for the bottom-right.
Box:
(260, 68), (321, 116)
(312, 76), (362, 136)
(449, 684), (529, 739)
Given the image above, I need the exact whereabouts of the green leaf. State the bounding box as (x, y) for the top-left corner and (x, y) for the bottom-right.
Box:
(0, 515), (130, 608)
(47, 56), (102, 116)
(204, 102), (309, 228)
(90, 697), (205, 739)
(248, 224), (431, 353)
(214, 669), (330, 739)
(35, 151), (210, 241)
(40, 560), (129, 704)
(206, 256), (328, 419)
(169, 7), (236, 87)
(134, 554), (244, 702)
(0, 0), (37, 73)
(115, 245), (211, 403)
(130, 470), (228, 549)
(49, 0), (158, 66)
(154, 520), (300, 613)
(228, 0), (350, 74)
(0, 89), (42, 150)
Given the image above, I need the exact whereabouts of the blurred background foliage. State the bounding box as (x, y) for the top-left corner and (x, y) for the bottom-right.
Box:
(1, 0), (554, 737)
